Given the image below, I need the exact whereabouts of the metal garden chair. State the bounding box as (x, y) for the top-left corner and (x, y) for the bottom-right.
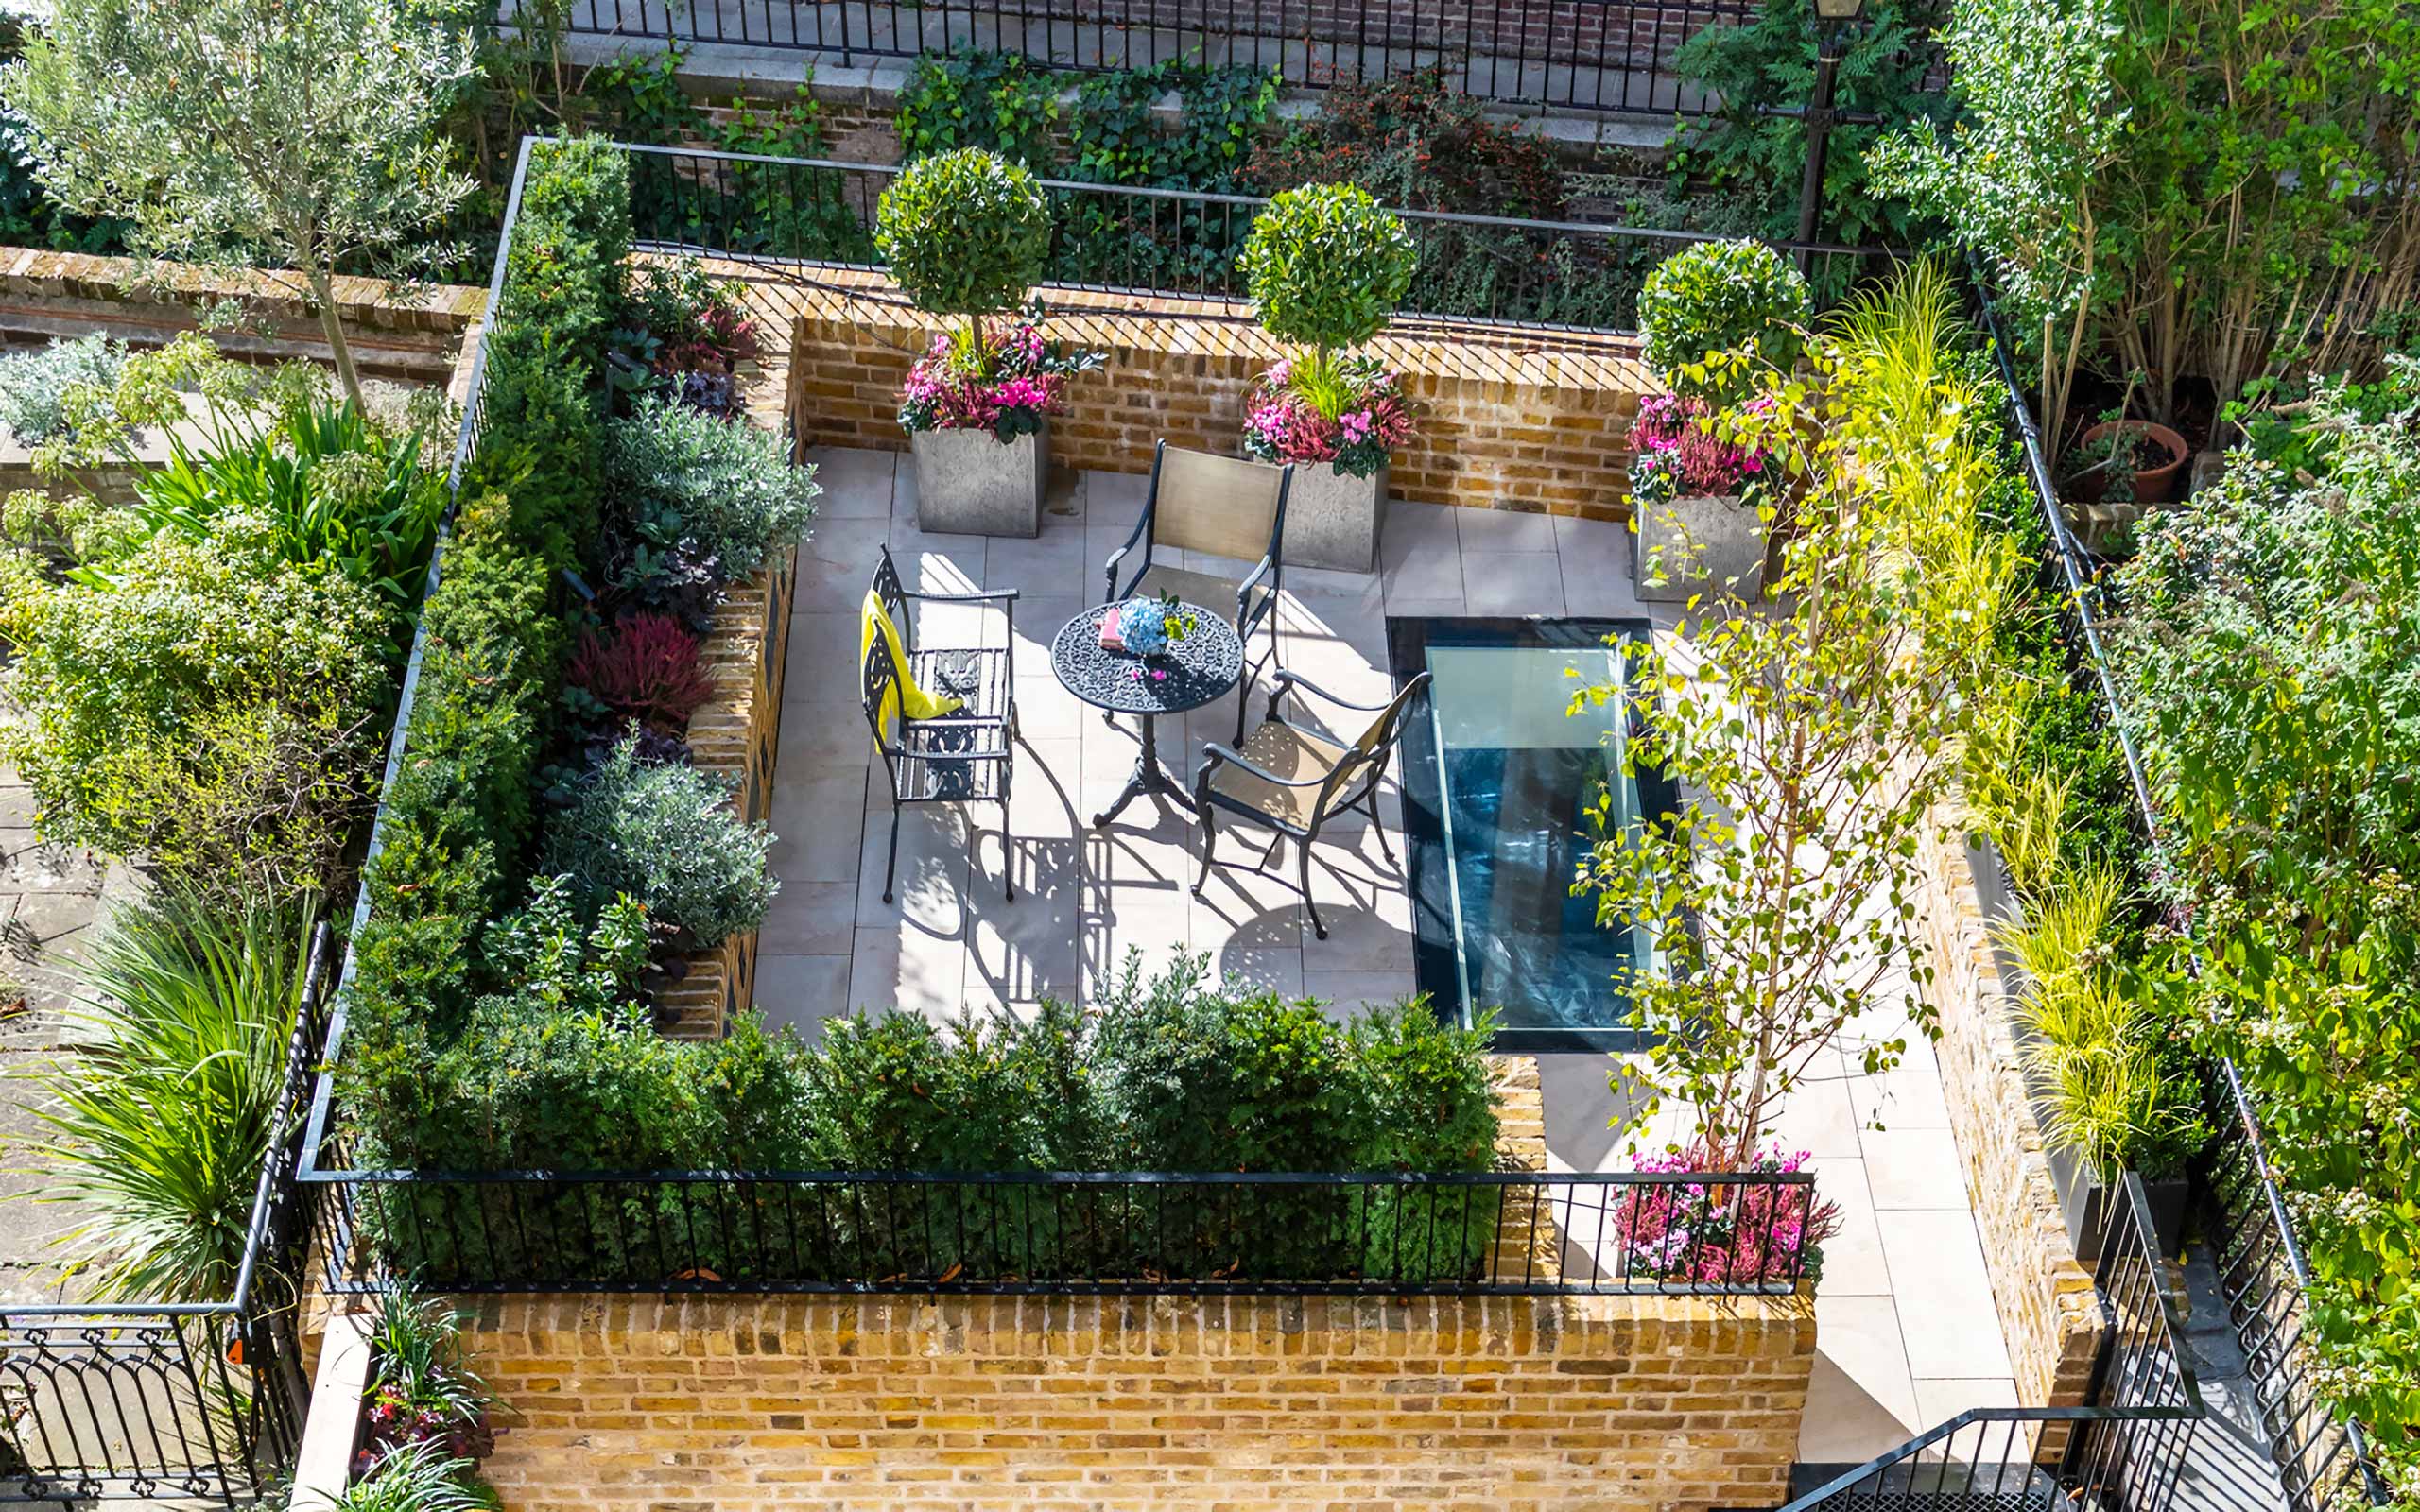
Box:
(1189, 670), (1431, 939)
(1102, 441), (1293, 739)
(861, 544), (1018, 904)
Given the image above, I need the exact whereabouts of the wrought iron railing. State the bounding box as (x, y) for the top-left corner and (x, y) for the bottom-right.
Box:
(1779, 1174), (2204, 1512)
(298, 1055), (1824, 1297)
(1969, 266), (2392, 1512)
(610, 141), (1887, 336)
(533, 0), (1762, 117)
(2204, 1063), (2394, 1512)
(0, 931), (334, 1504)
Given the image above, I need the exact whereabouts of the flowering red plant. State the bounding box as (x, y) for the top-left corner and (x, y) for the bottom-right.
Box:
(1240, 355), (1416, 478)
(898, 311), (1103, 442)
(1629, 393), (1774, 507)
(567, 611), (715, 731)
(1611, 1143), (1840, 1285)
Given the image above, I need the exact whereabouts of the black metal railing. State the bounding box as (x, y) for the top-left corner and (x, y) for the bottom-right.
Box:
(1779, 1173), (2204, 1512)
(0, 931), (334, 1504)
(298, 1128), (1825, 1297)
(2204, 1063), (2394, 1512)
(613, 140), (1886, 336)
(1969, 265), (2392, 1512)
(529, 0), (1762, 117)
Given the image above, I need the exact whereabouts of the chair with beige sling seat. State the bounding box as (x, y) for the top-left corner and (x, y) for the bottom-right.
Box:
(1101, 441), (1294, 740)
(1189, 669), (1431, 940)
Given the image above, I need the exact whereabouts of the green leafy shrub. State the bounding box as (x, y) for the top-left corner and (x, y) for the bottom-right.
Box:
(807, 1003), (1098, 1172)
(1070, 60), (1278, 192)
(469, 136), (631, 574)
(0, 334), (125, 445)
(2103, 375), (2420, 1476)
(539, 736), (775, 952)
(33, 891), (307, 1301)
(896, 50), (1062, 166)
(605, 394), (820, 589)
(1635, 238), (1810, 402)
(0, 516), (393, 901)
(1665, 0), (1948, 247)
(121, 392), (443, 613)
(1237, 182), (1417, 422)
(1239, 182), (1417, 357)
(873, 147), (1051, 361)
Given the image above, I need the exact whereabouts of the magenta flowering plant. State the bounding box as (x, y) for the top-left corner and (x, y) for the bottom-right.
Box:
(1611, 1143), (1841, 1285)
(1628, 393), (1776, 507)
(1240, 354), (1416, 478)
(897, 307), (1103, 442)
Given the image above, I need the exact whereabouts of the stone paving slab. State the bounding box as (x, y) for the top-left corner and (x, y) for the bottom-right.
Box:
(765, 447), (2020, 1464)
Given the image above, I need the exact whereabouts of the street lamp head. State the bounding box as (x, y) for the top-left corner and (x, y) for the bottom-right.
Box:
(1812, 0), (1866, 18)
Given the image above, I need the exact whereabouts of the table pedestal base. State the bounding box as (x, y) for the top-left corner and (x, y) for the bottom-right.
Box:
(1091, 711), (1186, 828)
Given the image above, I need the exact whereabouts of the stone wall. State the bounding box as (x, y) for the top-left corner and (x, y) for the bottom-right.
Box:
(460, 1287), (1814, 1512)
(774, 264), (1652, 522)
(1915, 807), (2108, 1412)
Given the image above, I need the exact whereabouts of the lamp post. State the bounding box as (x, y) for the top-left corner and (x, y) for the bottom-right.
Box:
(1794, 0), (1868, 277)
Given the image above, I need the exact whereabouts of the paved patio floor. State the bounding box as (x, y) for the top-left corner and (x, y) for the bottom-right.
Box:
(760, 445), (2016, 1464)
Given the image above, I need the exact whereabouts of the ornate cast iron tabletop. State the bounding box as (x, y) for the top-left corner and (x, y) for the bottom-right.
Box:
(1050, 602), (1243, 826)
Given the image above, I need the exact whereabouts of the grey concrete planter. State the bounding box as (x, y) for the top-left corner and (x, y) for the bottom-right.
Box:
(910, 421), (1046, 538)
(1281, 459), (1388, 574)
(1632, 491), (1766, 602)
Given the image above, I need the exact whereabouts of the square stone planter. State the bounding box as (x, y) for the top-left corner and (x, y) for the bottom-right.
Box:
(1632, 491), (1766, 602)
(1280, 459), (1388, 574)
(910, 421), (1046, 538)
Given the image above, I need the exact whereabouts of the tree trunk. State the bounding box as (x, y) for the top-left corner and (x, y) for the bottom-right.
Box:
(308, 266), (368, 411)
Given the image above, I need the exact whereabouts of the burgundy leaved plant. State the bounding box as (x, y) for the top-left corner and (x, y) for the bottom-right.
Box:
(567, 611), (715, 731)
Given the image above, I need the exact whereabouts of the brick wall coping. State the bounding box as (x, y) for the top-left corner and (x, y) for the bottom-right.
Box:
(0, 246), (486, 335)
(456, 1285), (1817, 1355)
(763, 259), (1654, 385)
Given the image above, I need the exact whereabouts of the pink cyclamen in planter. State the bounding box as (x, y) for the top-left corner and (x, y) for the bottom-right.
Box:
(1613, 1143), (1841, 1285)
(898, 315), (1101, 538)
(1627, 393), (1777, 602)
(1241, 356), (1416, 573)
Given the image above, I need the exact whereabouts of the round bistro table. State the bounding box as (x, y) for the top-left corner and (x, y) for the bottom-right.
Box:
(1050, 601), (1244, 828)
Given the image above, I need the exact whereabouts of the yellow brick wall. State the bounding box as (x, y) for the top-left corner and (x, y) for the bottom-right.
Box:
(752, 262), (1654, 523)
(462, 1288), (1815, 1512)
(654, 296), (801, 1040)
(1916, 801), (2107, 1412)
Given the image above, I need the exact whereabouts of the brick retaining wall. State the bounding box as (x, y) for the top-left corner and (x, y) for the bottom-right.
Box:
(765, 262), (1652, 521)
(460, 1286), (1814, 1512)
(0, 247), (482, 384)
(1916, 805), (2107, 1413)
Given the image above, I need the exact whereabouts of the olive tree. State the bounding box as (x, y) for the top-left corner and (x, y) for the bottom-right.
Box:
(873, 147), (1051, 369)
(1237, 182), (1416, 417)
(0, 0), (479, 410)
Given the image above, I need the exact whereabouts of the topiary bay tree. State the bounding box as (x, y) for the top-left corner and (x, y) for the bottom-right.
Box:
(0, 0), (479, 411)
(873, 147), (1051, 369)
(1237, 182), (1417, 418)
(1635, 238), (1811, 406)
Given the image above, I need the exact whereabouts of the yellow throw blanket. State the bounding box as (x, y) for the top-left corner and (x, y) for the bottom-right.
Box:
(860, 589), (963, 737)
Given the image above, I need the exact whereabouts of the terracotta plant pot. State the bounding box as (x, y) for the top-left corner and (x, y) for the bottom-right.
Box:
(2069, 420), (2188, 505)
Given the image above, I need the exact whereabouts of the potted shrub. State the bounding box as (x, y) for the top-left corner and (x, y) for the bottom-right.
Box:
(1631, 238), (1809, 599)
(2060, 413), (2189, 505)
(1236, 182), (1419, 573)
(1626, 394), (1778, 601)
(875, 147), (1094, 537)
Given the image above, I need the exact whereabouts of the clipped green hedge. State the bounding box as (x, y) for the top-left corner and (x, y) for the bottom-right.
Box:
(345, 140), (632, 1143)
